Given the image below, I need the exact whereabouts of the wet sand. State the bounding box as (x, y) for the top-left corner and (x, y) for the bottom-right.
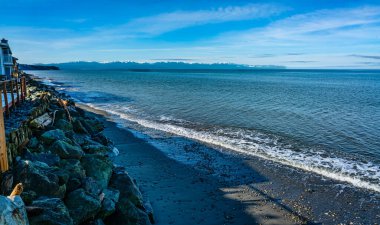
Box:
(79, 104), (380, 224)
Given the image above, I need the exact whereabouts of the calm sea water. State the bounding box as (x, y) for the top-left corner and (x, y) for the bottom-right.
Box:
(33, 69), (380, 192)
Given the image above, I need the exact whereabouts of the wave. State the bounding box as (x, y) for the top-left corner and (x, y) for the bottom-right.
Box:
(84, 103), (380, 193)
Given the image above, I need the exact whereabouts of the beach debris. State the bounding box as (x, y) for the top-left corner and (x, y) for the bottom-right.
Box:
(9, 183), (23, 197)
(29, 113), (52, 129)
(58, 98), (72, 122)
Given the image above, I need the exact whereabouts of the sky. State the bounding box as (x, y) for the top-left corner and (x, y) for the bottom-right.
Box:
(1, 0), (380, 68)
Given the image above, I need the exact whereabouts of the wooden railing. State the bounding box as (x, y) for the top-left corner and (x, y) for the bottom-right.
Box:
(0, 76), (28, 172)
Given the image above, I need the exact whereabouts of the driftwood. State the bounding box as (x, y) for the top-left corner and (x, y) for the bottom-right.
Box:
(9, 183), (23, 197)
(29, 113), (52, 129)
(58, 99), (72, 122)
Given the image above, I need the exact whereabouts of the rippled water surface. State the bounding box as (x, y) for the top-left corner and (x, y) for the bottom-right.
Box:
(33, 69), (380, 192)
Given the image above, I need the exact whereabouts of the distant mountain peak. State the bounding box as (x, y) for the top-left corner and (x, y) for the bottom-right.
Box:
(34, 61), (286, 70)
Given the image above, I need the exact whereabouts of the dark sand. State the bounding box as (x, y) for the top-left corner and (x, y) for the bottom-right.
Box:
(79, 104), (380, 225)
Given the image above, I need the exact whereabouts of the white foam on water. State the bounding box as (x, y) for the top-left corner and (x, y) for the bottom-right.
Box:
(84, 103), (380, 193)
(112, 147), (120, 156)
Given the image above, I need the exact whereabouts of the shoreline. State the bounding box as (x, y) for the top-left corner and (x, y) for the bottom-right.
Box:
(77, 103), (380, 224)
(78, 103), (304, 224)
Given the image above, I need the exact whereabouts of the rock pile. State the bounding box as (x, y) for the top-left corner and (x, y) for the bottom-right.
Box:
(0, 77), (154, 225)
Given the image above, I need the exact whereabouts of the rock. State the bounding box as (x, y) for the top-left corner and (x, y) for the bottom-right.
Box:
(144, 200), (155, 224)
(23, 151), (60, 167)
(60, 159), (86, 192)
(82, 143), (110, 155)
(54, 119), (73, 131)
(50, 140), (84, 159)
(109, 167), (144, 208)
(29, 198), (73, 225)
(40, 129), (67, 145)
(29, 113), (52, 129)
(84, 219), (105, 225)
(106, 167), (152, 224)
(28, 137), (39, 148)
(92, 133), (111, 146)
(0, 195), (29, 225)
(73, 119), (89, 134)
(83, 118), (104, 134)
(25, 206), (44, 217)
(104, 199), (151, 225)
(81, 154), (113, 189)
(98, 188), (120, 219)
(65, 188), (101, 225)
(82, 177), (102, 196)
(15, 160), (66, 198)
(0, 171), (13, 195)
(72, 133), (88, 146)
(20, 190), (37, 205)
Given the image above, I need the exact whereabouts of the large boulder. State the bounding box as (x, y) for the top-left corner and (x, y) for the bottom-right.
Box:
(0, 195), (29, 225)
(40, 129), (70, 145)
(54, 119), (73, 132)
(15, 160), (66, 198)
(60, 159), (86, 192)
(23, 151), (60, 167)
(50, 140), (84, 160)
(109, 167), (144, 208)
(81, 155), (113, 189)
(65, 188), (101, 225)
(72, 119), (89, 134)
(82, 143), (110, 155)
(104, 199), (151, 225)
(28, 198), (73, 225)
(106, 167), (152, 225)
(98, 188), (120, 219)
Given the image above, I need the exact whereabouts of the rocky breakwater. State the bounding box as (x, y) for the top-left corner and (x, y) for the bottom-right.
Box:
(0, 77), (154, 225)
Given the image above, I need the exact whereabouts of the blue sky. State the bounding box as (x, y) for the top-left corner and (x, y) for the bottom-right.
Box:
(1, 0), (380, 68)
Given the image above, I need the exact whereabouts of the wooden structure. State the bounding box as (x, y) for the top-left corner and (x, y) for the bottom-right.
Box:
(0, 76), (27, 172)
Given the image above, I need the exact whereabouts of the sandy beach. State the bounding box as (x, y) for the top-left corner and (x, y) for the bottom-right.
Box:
(79, 104), (306, 224)
(78, 103), (380, 225)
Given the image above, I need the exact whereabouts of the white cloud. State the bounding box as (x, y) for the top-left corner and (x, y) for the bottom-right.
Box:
(106, 4), (287, 37)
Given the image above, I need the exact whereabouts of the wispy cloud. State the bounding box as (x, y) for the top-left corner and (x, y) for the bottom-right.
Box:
(350, 54), (380, 60)
(65, 18), (89, 23)
(105, 4), (287, 37)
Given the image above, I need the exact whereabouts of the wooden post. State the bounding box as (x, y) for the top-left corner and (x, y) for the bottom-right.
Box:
(10, 80), (15, 108)
(23, 77), (27, 98)
(0, 92), (9, 172)
(15, 78), (20, 104)
(21, 77), (26, 101)
(2, 82), (9, 116)
(20, 78), (24, 102)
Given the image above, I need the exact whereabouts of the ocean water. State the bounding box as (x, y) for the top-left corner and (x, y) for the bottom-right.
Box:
(33, 69), (380, 192)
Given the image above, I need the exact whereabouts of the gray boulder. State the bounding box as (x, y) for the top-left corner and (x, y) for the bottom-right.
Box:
(29, 198), (73, 225)
(104, 199), (151, 225)
(73, 119), (89, 134)
(50, 140), (84, 159)
(54, 119), (73, 131)
(82, 143), (110, 155)
(60, 159), (86, 192)
(98, 188), (120, 219)
(40, 129), (67, 145)
(109, 167), (144, 208)
(65, 188), (101, 225)
(106, 167), (152, 225)
(15, 160), (66, 198)
(0, 195), (29, 225)
(23, 151), (60, 167)
(81, 154), (113, 189)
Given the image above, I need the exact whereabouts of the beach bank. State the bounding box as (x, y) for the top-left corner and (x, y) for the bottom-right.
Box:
(0, 75), (154, 224)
